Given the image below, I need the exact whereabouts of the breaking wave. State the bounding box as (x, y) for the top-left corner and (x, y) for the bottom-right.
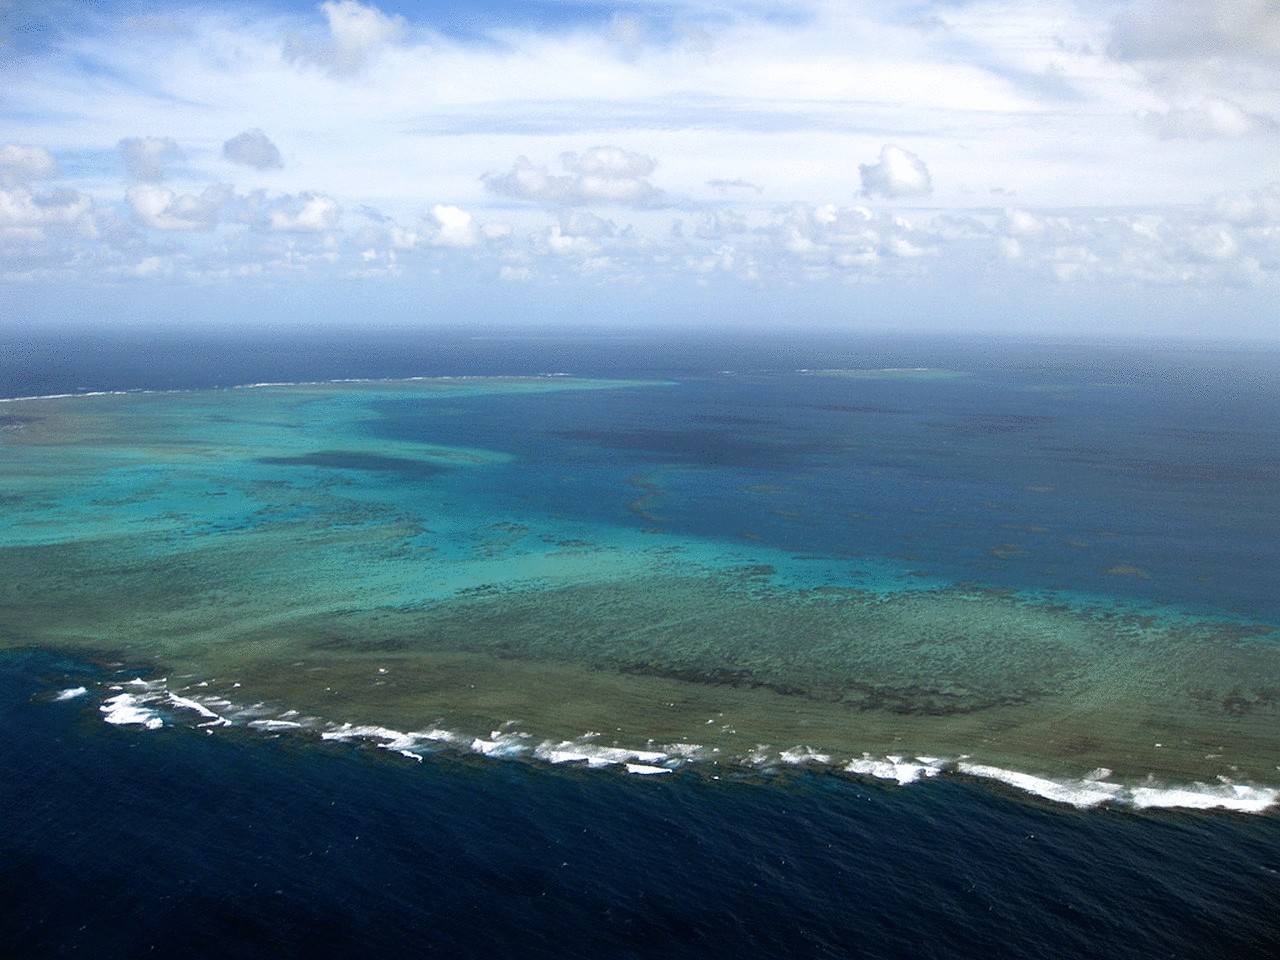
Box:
(73, 676), (1280, 814)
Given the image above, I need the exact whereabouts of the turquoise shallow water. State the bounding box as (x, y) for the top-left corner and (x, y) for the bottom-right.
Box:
(2, 334), (1278, 807)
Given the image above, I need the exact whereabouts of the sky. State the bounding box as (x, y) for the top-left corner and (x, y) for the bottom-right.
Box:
(1, 0), (1278, 336)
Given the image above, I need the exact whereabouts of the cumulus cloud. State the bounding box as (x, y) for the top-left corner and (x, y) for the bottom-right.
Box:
(371, 204), (509, 251)
(1186, 224), (1239, 262)
(755, 202), (934, 276)
(0, 186), (95, 244)
(482, 158), (566, 204)
(542, 224), (600, 258)
(290, 0), (407, 75)
(0, 178), (98, 281)
(694, 208), (749, 239)
(264, 192), (340, 232)
(1144, 98), (1278, 139)
(483, 146), (662, 207)
(859, 145), (932, 200)
(1002, 208), (1046, 237)
(558, 212), (615, 238)
(223, 129), (283, 169)
(0, 145), (58, 185)
(964, 191), (1280, 288)
(120, 137), (182, 183)
(1211, 183), (1280, 225)
(127, 184), (230, 231)
(429, 204), (479, 248)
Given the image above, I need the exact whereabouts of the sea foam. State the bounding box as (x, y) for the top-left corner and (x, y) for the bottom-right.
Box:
(1129, 782), (1280, 813)
(955, 762), (1278, 812)
(957, 762), (1126, 809)
(77, 679), (1279, 813)
(167, 692), (231, 726)
(100, 693), (163, 730)
(533, 737), (669, 769)
(846, 753), (944, 786)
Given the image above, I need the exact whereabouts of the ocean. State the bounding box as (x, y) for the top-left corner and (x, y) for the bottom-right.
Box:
(2, 327), (1278, 957)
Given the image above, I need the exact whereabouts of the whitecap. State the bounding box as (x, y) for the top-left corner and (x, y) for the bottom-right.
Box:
(53, 686), (88, 701)
(534, 737), (667, 769)
(167, 692), (231, 725)
(779, 746), (831, 766)
(660, 742), (705, 760)
(100, 693), (163, 730)
(625, 763), (672, 775)
(846, 753), (944, 786)
(322, 722), (431, 754)
(471, 731), (531, 758)
(248, 719), (303, 731)
(1129, 782), (1279, 813)
(957, 762), (1125, 809)
(745, 745), (775, 767)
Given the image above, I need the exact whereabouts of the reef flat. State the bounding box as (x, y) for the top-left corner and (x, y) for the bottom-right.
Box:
(2, 370), (1277, 806)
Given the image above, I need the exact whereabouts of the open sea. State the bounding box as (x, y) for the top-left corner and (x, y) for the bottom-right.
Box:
(2, 327), (1278, 958)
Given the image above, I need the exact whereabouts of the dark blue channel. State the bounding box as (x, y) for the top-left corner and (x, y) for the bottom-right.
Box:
(3, 650), (1278, 960)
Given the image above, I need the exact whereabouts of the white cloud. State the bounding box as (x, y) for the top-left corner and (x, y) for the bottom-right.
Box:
(961, 189), (1280, 287)
(859, 146), (932, 200)
(558, 212), (615, 238)
(223, 129), (283, 169)
(355, 203), (508, 254)
(1144, 98), (1278, 139)
(1212, 183), (1280, 224)
(127, 184), (230, 231)
(1186, 224), (1239, 262)
(722, 202), (939, 281)
(290, 0), (407, 75)
(0, 186), (95, 243)
(694, 208), (749, 239)
(1, 0), (1278, 328)
(120, 137), (183, 183)
(265, 192), (340, 232)
(429, 204), (479, 248)
(483, 147), (662, 207)
(543, 224), (600, 257)
(0, 179), (99, 281)
(1003, 209), (1046, 238)
(888, 236), (928, 258)
(0, 145), (58, 185)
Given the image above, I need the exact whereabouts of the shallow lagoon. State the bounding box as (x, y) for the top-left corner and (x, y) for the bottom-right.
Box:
(2, 348), (1278, 807)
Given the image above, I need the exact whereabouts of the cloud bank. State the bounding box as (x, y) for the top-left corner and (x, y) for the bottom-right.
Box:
(0, 0), (1277, 334)
(484, 147), (662, 207)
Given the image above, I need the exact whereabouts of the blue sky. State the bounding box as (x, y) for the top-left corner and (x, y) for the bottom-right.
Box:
(1, 0), (1278, 335)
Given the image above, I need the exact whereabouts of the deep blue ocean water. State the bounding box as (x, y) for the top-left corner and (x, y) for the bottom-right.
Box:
(3, 327), (1279, 957)
(5, 648), (1280, 960)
